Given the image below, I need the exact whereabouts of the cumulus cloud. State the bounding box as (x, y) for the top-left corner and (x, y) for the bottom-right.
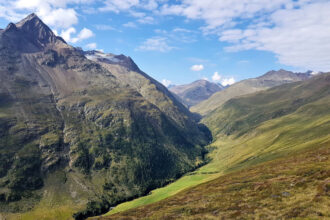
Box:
(212, 72), (235, 85)
(191, 64), (204, 71)
(221, 77), (236, 86)
(138, 37), (175, 52)
(212, 72), (221, 82)
(161, 79), (172, 87)
(60, 27), (94, 43)
(160, 0), (330, 71)
(77, 28), (94, 40)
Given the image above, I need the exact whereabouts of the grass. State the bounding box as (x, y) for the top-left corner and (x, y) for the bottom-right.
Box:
(95, 142), (330, 219)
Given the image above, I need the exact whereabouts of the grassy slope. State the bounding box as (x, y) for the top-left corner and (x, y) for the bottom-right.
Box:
(97, 73), (330, 218)
(101, 141), (330, 219)
(190, 79), (267, 116)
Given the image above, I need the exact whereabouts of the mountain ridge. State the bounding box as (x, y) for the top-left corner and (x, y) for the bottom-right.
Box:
(0, 14), (210, 220)
(169, 79), (224, 107)
(191, 69), (314, 115)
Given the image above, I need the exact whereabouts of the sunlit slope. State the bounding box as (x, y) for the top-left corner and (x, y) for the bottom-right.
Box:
(97, 73), (330, 218)
(191, 69), (311, 116)
(100, 142), (330, 219)
(203, 73), (330, 138)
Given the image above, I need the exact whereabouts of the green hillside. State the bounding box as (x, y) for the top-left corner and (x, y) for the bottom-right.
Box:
(191, 69), (310, 116)
(101, 141), (330, 219)
(97, 73), (330, 218)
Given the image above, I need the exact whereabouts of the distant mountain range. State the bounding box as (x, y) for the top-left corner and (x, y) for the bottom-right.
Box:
(0, 14), (210, 219)
(191, 69), (316, 115)
(169, 80), (225, 107)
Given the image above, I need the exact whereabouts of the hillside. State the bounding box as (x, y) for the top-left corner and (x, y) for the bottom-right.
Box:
(98, 143), (330, 219)
(169, 80), (224, 107)
(0, 14), (210, 220)
(97, 73), (330, 218)
(191, 69), (312, 116)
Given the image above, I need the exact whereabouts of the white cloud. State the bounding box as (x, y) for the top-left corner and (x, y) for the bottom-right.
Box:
(221, 77), (235, 86)
(85, 42), (97, 49)
(190, 64), (204, 71)
(173, 28), (193, 33)
(162, 79), (172, 87)
(161, 0), (290, 30)
(123, 22), (137, 28)
(60, 27), (94, 43)
(100, 0), (139, 12)
(160, 0), (330, 71)
(77, 28), (94, 40)
(138, 16), (154, 24)
(39, 8), (78, 29)
(100, 0), (159, 12)
(202, 76), (208, 81)
(0, 0), (96, 29)
(138, 37), (175, 52)
(95, 24), (116, 31)
(211, 71), (235, 86)
(212, 72), (221, 82)
(60, 27), (76, 42)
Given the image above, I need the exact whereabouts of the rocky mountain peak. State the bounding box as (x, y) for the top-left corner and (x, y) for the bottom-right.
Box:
(15, 13), (58, 46)
(1, 13), (66, 53)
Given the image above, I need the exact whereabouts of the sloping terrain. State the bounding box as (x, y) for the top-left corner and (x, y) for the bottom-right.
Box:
(0, 14), (210, 219)
(169, 80), (224, 107)
(99, 142), (329, 219)
(191, 69), (312, 116)
(98, 73), (330, 218)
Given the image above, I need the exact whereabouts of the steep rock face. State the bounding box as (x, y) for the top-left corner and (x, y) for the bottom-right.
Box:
(0, 14), (210, 219)
(169, 80), (224, 107)
(191, 69), (312, 116)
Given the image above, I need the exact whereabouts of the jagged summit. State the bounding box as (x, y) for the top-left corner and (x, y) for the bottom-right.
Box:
(15, 13), (58, 45)
(15, 13), (39, 26)
(1, 13), (65, 52)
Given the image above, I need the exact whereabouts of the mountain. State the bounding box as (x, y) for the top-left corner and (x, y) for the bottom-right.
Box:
(100, 72), (330, 220)
(169, 80), (224, 107)
(0, 14), (210, 219)
(83, 50), (204, 124)
(191, 69), (312, 116)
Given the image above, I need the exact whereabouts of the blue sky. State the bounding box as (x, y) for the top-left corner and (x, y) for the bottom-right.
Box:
(1, 0), (329, 86)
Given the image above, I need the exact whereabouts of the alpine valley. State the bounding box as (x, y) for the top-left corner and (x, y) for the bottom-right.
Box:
(0, 13), (329, 220)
